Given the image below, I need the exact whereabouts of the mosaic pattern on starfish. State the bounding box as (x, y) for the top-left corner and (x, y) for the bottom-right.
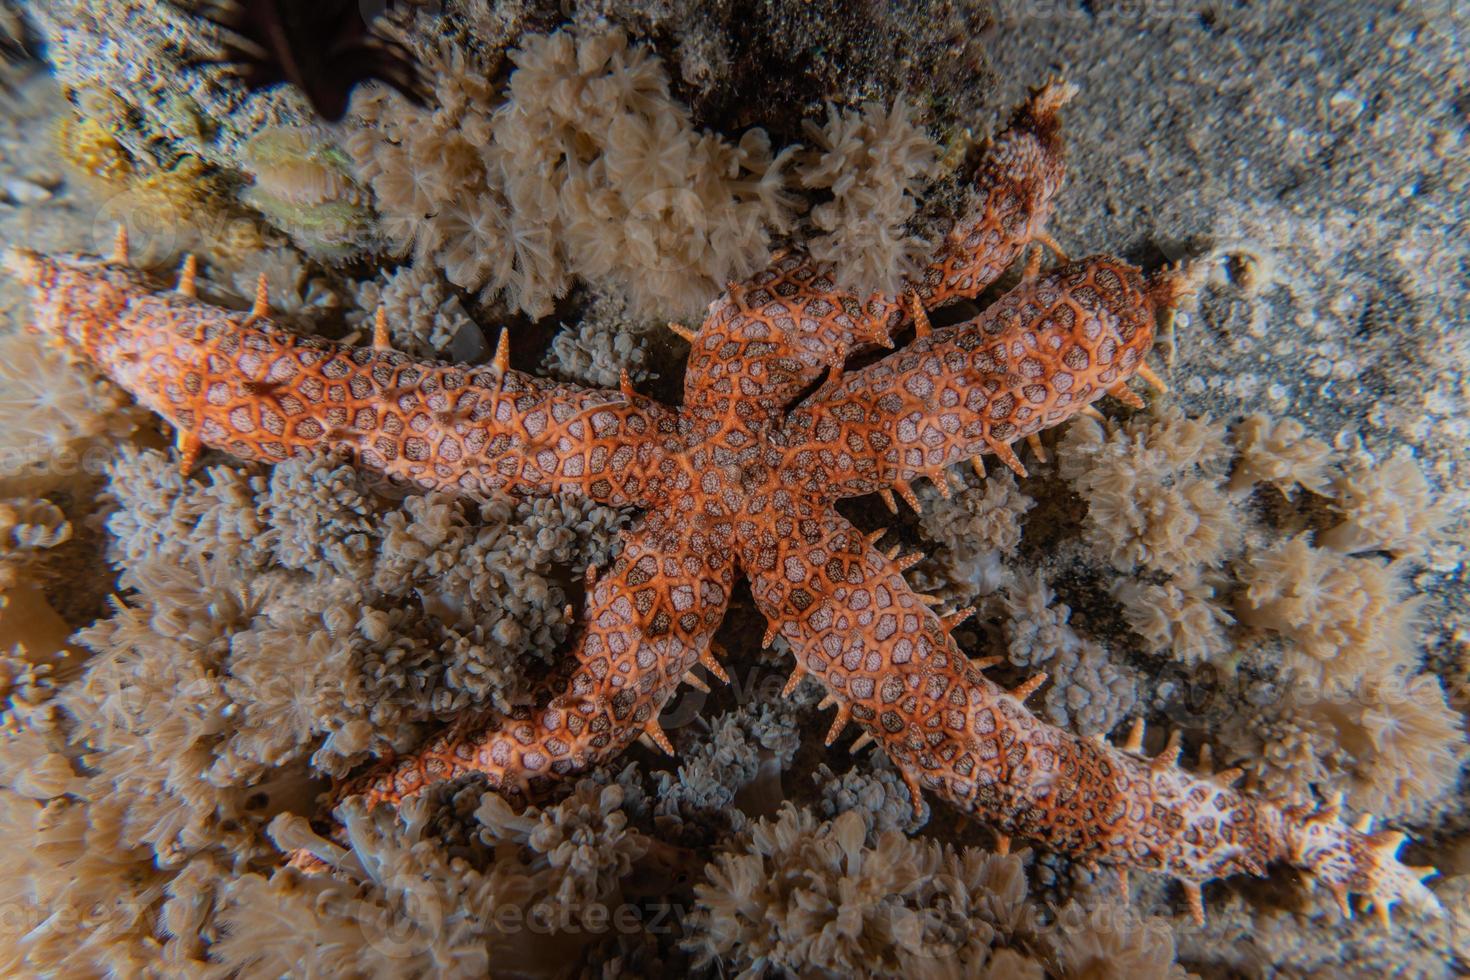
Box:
(4, 81), (1440, 925)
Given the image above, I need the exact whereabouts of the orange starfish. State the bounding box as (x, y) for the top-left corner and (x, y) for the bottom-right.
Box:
(5, 83), (1439, 924)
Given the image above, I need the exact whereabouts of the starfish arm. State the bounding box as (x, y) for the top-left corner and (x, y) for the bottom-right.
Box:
(745, 500), (1441, 920)
(5, 251), (679, 507)
(779, 256), (1165, 499)
(288, 508), (735, 867)
(681, 81), (1075, 419)
(681, 252), (896, 421)
(909, 79), (1075, 309)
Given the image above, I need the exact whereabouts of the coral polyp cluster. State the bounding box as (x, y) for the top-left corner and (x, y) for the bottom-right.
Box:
(5, 81), (1444, 933)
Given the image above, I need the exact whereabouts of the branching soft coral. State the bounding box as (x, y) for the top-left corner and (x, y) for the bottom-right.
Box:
(1221, 702), (1353, 807)
(0, 329), (139, 495)
(999, 571), (1083, 669)
(353, 261), (480, 360)
(686, 804), (1039, 980)
(1042, 639), (1139, 738)
(1321, 446), (1453, 558)
(98, 445), (629, 767)
(1236, 534), (1419, 683)
(1310, 673), (1466, 819)
(797, 98), (943, 295)
(0, 652), (79, 801)
(350, 24), (799, 318)
(0, 638), (216, 975)
(63, 441), (637, 885)
(247, 781), (658, 978)
(1232, 526), (1463, 817)
(0, 790), (190, 975)
(1228, 413), (1335, 497)
(649, 689), (810, 839)
(0, 497), (71, 590)
(227, 246), (338, 324)
(1227, 674), (1466, 821)
(216, 576), (431, 779)
(814, 759), (931, 840)
(100, 445), (263, 569)
(915, 468), (1032, 605)
(1045, 901), (1192, 980)
(542, 289), (657, 389)
(1058, 406), (1235, 576)
(372, 490), (626, 684)
(63, 552), (282, 864)
(235, 800), (507, 978)
(995, 572), (1138, 736)
(1115, 570), (1235, 666)
(688, 804), (1195, 979)
(257, 450), (377, 578)
(473, 780), (652, 922)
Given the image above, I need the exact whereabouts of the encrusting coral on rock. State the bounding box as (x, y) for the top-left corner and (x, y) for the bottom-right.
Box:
(238, 124), (378, 260)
